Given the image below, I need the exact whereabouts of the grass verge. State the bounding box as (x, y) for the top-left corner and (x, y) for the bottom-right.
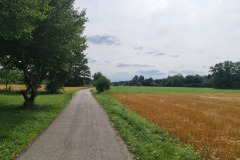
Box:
(0, 89), (79, 160)
(93, 91), (199, 160)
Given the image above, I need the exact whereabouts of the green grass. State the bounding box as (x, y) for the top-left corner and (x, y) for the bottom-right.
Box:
(93, 92), (199, 160)
(0, 90), (79, 160)
(110, 86), (240, 94)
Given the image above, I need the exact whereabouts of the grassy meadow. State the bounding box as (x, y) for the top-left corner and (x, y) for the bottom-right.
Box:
(0, 87), (81, 160)
(109, 86), (240, 94)
(103, 86), (240, 159)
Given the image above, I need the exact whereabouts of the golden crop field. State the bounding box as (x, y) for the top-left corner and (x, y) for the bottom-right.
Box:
(0, 85), (85, 92)
(0, 84), (34, 91)
(112, 93), (240, 159)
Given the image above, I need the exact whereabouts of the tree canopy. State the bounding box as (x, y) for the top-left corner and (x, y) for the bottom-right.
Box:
(0, 0), (90, 107)
(92, 72), (110, 93)
(210, 61), (240, 89)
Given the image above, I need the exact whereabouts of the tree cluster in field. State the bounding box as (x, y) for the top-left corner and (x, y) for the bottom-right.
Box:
(113, 61), (240, 89)
(0, 0), (90, 107)
(92, 72), (111, 93)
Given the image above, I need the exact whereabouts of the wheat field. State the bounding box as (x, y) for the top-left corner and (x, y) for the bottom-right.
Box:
(112, 93), (240, 159)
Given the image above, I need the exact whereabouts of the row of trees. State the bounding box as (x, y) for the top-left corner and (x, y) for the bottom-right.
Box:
(0, 0), (90, 107)
(113, 61), (240, 89)
(113, 74), (212, 87)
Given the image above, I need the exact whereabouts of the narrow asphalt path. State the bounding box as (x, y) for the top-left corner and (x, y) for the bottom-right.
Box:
(17, 89), (132, 160)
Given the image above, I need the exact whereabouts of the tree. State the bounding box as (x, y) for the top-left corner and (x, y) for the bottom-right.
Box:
(0, 0), (88, 107)
(210, 61), (235, 88)
(129, 75), (139, 86)
(165, 74), (184, 87)
(143, 77), (154, 86)
(34, 1), (88, 93)
(0, 0), (49, 40)
(0, 55), (12, 90)
(92, 72), (103, 86)
(230, 62), (240, 88)
(0, 68), (23, 85)
(185, 75), (203, 87)
(95, 76), (111, 93)
(65, 53), (91, 87)
(92, 72), (111, 93)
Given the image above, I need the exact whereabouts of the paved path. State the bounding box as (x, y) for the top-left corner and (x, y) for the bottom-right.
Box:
(17, 89), (132, 160)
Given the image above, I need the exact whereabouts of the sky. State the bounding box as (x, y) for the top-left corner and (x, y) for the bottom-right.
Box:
(74, 0), (240, 81)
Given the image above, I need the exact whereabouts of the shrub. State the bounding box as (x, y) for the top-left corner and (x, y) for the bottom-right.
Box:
(95, 76), (110, 93)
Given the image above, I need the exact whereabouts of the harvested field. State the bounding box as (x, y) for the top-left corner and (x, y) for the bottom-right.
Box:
(112, 93), (240, 159)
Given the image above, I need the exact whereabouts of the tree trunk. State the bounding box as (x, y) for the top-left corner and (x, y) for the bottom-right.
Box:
(5, 68), (8, 91)
(21, 53), (38, 108)
(22, 86), (36, 108)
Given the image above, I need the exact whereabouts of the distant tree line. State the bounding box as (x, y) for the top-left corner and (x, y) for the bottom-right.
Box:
(112, 61), (240, 89)
(112, 74), (212, 87)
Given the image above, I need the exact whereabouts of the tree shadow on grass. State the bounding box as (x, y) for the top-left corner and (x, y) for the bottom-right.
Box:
(0, 102), (57, 135)
(0, 102), (60, 160)
(0, 90), (21, 95)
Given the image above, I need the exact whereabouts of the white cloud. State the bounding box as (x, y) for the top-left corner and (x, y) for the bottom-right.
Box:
(75, 0), (240, 81)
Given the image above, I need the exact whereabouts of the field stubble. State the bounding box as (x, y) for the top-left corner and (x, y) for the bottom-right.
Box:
(112, 93), (240, 159)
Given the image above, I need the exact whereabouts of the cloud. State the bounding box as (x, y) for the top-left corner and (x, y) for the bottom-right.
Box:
(87, 57), (96, 64)
(181, 70), (200, 75)
(75, 0), (240, 81)
(134, 46), (144, 50)
(145, 51), (155, 55)
(116, 63), (153, 68)
(168, 70), (179, 74)
(88, 35), (121, 45)
(154, 52), (165, 56)
(144, 51), (165, 57)
(168, 70), (204, 75)
(137, 69), (160, 75)
(169, 55), (179, 58)
(109, 72), (133, 81)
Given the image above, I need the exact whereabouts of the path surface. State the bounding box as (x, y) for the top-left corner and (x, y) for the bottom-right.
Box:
(17, 89), (132, 160)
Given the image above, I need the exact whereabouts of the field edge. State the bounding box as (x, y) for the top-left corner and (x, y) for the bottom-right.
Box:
(93, 91), (199, 160)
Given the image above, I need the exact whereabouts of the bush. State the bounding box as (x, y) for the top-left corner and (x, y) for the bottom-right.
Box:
(95, 76), (110, 93)
(45, 81), (63, 93)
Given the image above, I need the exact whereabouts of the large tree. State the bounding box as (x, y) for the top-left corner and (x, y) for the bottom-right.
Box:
(210, 61), (235, 88)
(0, 0), (88, 107)
(64, 52), (90, 87)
